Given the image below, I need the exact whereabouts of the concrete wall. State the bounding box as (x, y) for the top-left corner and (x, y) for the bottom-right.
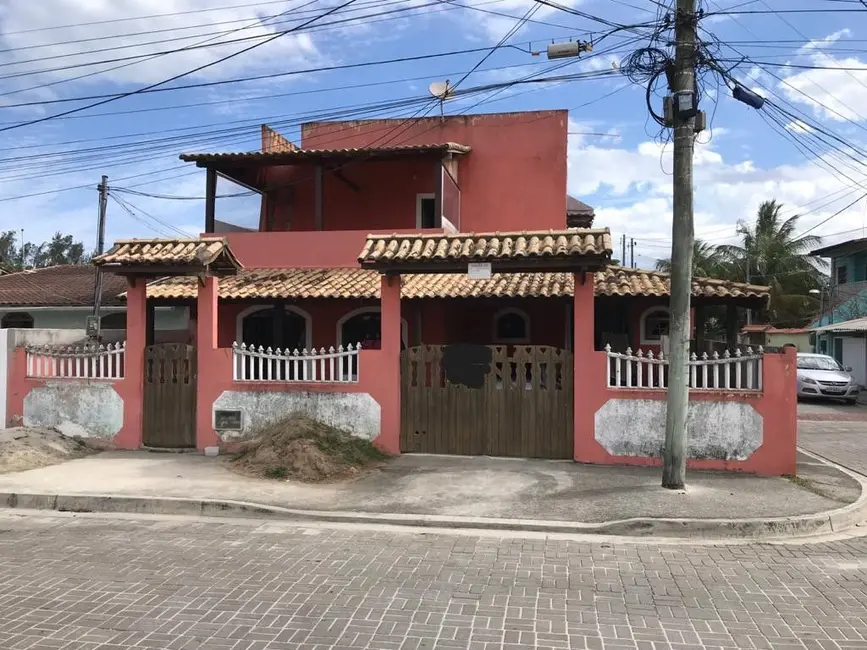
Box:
(23, 382), (123, 438)
(766, 332), (812, 353)
(212, 389), (380, 441)
(595, 399), (762, 460)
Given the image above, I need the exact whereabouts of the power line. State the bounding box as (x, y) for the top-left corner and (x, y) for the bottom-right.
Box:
(0, 0), (358, 133)
(0, 44), (534, 110)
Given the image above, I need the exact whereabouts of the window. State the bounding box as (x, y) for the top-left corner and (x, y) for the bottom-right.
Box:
(1, 312), (33, 329)
(416, 194), (437, 228)
(337, 307), (407, 349)
(493, 308), (530, 343)
(836, 265), (849, 285)
(640, 307), (669, 344)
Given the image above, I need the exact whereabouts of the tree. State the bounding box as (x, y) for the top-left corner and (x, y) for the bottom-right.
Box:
(655, 239), (730, 277)
(0, 231), (90, 272)
(717, 200), (825, 327)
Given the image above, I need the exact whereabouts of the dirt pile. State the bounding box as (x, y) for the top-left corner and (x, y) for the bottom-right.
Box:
(229, 414), (389, 482)
(0, 428), (108, 474)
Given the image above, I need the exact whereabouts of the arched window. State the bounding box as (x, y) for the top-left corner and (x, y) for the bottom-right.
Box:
(336, 307), (407, 350)
(493, 308), (530, 343)
(100, 312), (127, 330)
(640, 306), (670, 345)
(236, 305), (311, 351)
(1, 312), (33, 329)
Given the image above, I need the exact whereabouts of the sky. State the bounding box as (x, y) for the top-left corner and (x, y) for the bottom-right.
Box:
(0, 0), (865, 269)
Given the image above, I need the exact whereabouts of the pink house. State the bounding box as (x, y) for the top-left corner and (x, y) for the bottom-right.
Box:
(7, 111), (797, 475)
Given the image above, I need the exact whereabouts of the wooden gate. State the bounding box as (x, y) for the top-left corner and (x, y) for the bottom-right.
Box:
(142, 343), (197, 448)
(400, 345), (573, 459)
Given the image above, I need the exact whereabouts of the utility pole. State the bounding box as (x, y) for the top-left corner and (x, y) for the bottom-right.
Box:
(629, 238), (636, 268)
(91, 176), (108, 334)
(621, 234), (627, 266)
(662, 0), (698, 490)
(19, 229), (24, 270)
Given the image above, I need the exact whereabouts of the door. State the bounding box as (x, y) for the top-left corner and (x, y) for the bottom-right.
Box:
(142, 343), (197, 448)
(400, 345), (573, 459)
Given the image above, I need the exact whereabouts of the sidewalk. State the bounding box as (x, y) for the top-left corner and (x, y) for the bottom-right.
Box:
(0, 450), (863, 537)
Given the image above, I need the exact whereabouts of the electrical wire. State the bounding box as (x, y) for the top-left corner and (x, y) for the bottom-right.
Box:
(0, 0), (359, 133)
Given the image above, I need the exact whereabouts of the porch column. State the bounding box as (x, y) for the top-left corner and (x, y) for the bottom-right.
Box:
(196, 275), (220, 450)
(377, 274), (402, 455)
(726, 303), (738, 351)
(204, 168), (217, 233)
(572, 271), (598, 461)
(116, 277), (146, 449)
(694, 305), (706, 355)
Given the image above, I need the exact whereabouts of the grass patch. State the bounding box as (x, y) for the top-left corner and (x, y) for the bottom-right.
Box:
(230, 413), (389, 483)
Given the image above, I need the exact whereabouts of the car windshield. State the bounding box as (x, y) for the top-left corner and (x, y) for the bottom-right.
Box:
(798, 356), (843, 371)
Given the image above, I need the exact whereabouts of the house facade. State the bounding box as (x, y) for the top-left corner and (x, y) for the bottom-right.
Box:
(0, 265), (188, 338)
(810, 238), (867, 382)
(5, 111), (797, 475)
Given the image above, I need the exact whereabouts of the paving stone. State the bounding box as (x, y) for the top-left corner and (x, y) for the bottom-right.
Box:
(1, 513), (867, 649)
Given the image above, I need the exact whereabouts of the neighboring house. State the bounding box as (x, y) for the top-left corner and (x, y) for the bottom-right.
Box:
(0, 265), (188, 340)
(809, 238), (867, 376)
(10, 111), (794, 477)
(741, 324), (812, 352)
(566, 195), (595, 228)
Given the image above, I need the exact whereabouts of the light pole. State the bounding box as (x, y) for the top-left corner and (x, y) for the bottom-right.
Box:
(810, 288), (824, 353)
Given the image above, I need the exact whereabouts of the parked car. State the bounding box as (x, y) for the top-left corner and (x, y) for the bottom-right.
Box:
(797, 353), (861, 404)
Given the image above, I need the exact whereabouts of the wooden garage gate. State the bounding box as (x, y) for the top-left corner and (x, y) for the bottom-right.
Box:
(400, 345), (573, 458)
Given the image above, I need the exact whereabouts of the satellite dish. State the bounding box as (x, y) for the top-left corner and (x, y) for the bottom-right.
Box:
(428, 80), (453, 100)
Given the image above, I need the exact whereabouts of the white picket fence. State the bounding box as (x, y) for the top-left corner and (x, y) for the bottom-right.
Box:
(26, 342), (125, 379)
(232, 342), (360, 383)
(605, 344), (763, 391)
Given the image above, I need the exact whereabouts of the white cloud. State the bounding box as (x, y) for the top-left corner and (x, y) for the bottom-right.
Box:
(567, 120), (867, 259)
(778, 30), (867, 123)
(0, 0), (322, 94)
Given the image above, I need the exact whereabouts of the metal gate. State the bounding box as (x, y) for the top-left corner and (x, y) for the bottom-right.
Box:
(142, 343), (197, 448)
(400, 345), (573, 458)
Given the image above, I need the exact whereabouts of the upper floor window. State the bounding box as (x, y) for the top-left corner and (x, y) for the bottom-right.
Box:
(493, 308), (530, 344)
(1, 312), (33, 329)
(416, 194), (437, 228)
(640, 307), (670, 345)
(837, 265), (849, 285)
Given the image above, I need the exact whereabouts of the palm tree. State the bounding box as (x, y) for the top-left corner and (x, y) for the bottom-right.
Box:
(718, 199), (826, 326)
(655, 239), (729, 277)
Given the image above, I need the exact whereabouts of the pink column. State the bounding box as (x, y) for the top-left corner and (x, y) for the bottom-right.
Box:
(196, 275), (221, 450)
(376, 274), (402, 455)
(114, 277), (146, 449)
(573, 271), (602, 462)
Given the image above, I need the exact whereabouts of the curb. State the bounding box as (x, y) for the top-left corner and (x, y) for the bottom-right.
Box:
(0, 449), (867, 540)
(2, 453), (866, 540)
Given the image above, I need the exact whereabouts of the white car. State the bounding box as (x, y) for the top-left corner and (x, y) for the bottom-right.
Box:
(797, 353), (860, 404)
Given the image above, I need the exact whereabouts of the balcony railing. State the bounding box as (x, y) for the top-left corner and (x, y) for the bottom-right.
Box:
(232, 342), (360, 382)
(605, 345), (763, 391)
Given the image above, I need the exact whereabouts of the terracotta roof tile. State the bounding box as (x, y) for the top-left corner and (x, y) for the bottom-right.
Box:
(0, 265), (126, 307)
(94, 237), (241, 272)
(144, 266), (769, 302)
(595, 266), (769, 300)
(358, 230), (613, 268)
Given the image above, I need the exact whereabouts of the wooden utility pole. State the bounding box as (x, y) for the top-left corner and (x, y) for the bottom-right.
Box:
(629, 238), (636, 268)
(92, 175), (108, 320)
(662, 0), (697, 490)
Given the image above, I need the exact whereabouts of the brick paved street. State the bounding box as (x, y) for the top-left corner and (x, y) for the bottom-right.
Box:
(2, 512), (867, 650)
(798, 401), (867, 475)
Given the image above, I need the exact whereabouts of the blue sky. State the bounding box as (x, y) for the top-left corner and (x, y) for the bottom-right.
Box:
(0, 0), (865, 268)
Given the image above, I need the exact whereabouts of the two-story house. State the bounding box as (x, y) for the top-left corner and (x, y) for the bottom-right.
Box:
(810, 238), (867, 386)
(66, 109), (794, 475)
